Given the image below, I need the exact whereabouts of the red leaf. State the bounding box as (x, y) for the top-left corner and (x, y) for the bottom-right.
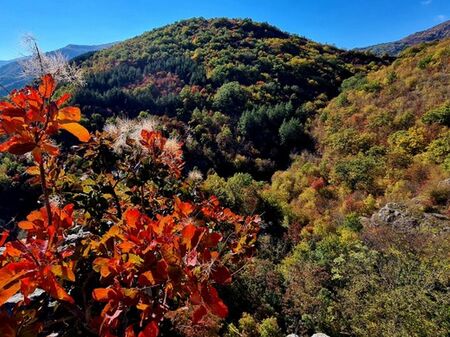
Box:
(124, 209), (141, 228)
(0, 107), (24, 117)
(201, 284), (228, 318)
(0, 231), (8, 247)
(7, 142), (37, 155)
(60, 122), (90, 142)
(192, 305), (207, 324)
(38, 74), (55, 99)
(174, 197), (194, 218)
(138, 321), (159, 337)
(20, 277), (38, 303)
(190, 290), (202, 305)
(204, 232), (222, 248)
(125, 325), (137, 337)
(0, 137), (36, 155)
(0, 282), (21, 306)
(211, 265), (232, 285)
(181, 224), (197, 249)
(138, 271), (156, 286)
(92, 288), (114, 302)
(56, 93), (71, 107)
(42, 269), (74, 304)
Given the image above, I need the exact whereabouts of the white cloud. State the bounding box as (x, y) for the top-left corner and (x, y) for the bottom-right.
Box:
(421, 0), (432, 5)
(436, 14), (447, 22)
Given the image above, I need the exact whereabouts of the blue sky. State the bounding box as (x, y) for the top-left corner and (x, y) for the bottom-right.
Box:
(1, 0), (449, 60)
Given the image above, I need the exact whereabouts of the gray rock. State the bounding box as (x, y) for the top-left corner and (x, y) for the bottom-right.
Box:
(368, 202), (449, 233)
(370, 202), (419, 229)
(438, 178), (450, 188)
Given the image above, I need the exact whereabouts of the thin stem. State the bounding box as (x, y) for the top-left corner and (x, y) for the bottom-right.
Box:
(108, 181), (123, 219)
(39, 158), (52, 228)
(33, 40), (45, 75)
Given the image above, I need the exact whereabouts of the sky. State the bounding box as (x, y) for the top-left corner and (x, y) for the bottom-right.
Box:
(1, 0), (449, 60)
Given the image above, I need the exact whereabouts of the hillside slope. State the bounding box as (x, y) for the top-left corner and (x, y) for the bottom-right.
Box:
(73, 18), (384, 178)
(358, 20), (450, 56)
(271, 38), (450, 230)
(205, 39), (450, 337)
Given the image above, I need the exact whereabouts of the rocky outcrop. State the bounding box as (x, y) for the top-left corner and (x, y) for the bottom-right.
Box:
(369, 203), (419, 229)
(362, 202), (449, 232)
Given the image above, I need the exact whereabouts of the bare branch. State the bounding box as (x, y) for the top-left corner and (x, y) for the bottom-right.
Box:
(18, 35), (85, 86)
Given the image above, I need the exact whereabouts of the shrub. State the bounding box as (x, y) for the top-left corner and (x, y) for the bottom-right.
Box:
(334, 154), (382, 192)
(0, 75), (260, 337)
(257, 317), (283, 337)
(422, 102), (450, 127)
(342, 212), (363, 231)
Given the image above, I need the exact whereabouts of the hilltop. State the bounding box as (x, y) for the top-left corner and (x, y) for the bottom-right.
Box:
(72, 18), (385, 178)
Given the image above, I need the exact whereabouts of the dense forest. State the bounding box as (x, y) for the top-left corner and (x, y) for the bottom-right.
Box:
(70, 18), (388, 178)
(0, 18), (449, 337)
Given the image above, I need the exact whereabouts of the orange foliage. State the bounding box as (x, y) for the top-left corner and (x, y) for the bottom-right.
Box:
(0, 74), (259, 337)
(0, 74), (89, 163)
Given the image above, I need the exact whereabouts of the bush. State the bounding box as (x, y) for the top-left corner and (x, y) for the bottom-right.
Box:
(422, 102), (450, 127)
(342, 212), (363, 231)
(334, 154), (382, 192)
(279, 118), (304, 145)
(257, 317), (283, 337)
(213, 81), (248, 116)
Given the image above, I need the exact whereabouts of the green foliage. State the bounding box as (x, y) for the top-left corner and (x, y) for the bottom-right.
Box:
(342, 212), (362, 231)
(278, 118), (304, 145)
(279, 221), (450, 337)
(71, 18), (384, 177)
(334, 154), (382, 192)
(422, 102), (450, 126)
(213, 82), (248, 115)
(340, 73), (368, 92)
(257, 317), (283, 337)
(225, 314), (282, 337)
(417, 55), (433, 69)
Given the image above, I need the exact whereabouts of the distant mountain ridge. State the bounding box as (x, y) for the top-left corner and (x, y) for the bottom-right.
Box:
(0, 42), (116, 91)
(357, 20), (450, 56)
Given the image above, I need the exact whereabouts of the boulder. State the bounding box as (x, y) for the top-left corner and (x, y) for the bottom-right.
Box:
(370, 202), (419, 229)
(367, 202), (449, 233)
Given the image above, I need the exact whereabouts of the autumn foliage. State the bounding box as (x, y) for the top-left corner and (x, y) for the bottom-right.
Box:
(0, 75), (259, 336)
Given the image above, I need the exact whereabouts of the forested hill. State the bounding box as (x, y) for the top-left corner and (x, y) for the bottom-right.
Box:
(72, 18), (386, 178)
(273, 38), (450, 231)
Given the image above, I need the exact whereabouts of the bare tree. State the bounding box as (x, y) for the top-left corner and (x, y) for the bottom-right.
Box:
(19, 35), (85, 86)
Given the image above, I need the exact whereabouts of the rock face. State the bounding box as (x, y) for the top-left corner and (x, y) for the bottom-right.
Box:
(370, 203), (419, 229)
(364, 202), (449, 233)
